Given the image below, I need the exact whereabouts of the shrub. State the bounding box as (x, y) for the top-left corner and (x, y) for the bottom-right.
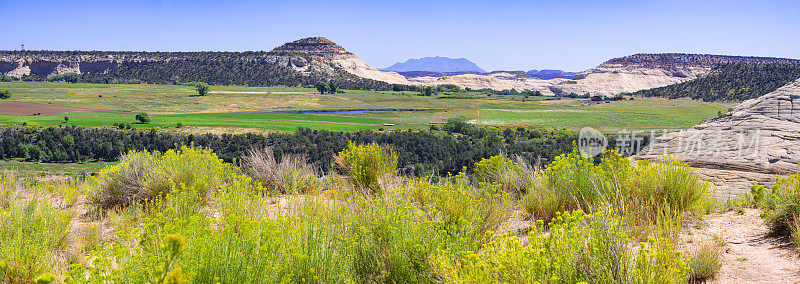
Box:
(334, 142), (397, 195)
(135, 113), (150, 124)
(195, 82), (209, 96)
(89, 146), (239, 210)
(472, 154), (534, 195)
(0, 90), (10, 99)
(760, 170), (800, 243)
(434, 209), (688, 283)
(687, 242), (722, 282)
(241, 147), (320, 194)
(522, 149), (708, 239)
(521, 149), (611, 222)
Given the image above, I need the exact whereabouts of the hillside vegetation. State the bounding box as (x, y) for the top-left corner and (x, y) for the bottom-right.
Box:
(0, 143), (712, 283)
(0, 51), (390, 90)
(633, 63), (800, 101)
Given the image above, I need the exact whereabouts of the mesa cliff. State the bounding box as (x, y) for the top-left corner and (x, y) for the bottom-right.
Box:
(550, 54), (800, 97)
(0, 37), (408, 89)
(637, 77), (800, 196)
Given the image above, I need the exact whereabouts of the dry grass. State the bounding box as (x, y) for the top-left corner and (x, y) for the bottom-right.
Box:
(242, 147), (320, 194)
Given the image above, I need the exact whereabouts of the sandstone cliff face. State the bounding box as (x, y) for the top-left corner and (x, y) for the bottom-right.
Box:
(551, 54), (800, 97)
(271, 37), (411, 85)
(408, 72), (565, 95)
(637, 78), (800, 196)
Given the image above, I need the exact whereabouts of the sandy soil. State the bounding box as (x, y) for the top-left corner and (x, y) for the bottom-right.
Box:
(0, 101), (122, 115)
(686, 209), (800, 283)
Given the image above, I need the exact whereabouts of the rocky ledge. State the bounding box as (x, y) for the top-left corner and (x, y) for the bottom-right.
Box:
(637, 78), (800, 196)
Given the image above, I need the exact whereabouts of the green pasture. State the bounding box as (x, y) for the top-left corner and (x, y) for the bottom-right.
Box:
(0, 82), (735, 132)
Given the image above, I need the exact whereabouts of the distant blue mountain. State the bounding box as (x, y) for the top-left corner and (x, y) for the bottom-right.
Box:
(526, 69), (578, 80)
(382, 56), (487, 73)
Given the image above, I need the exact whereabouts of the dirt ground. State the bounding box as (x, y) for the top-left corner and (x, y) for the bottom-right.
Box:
(685, 209), (800, 283)
(0, 101), (116, 115)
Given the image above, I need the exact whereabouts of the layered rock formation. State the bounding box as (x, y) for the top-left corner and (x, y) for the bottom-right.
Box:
(637, 77), (800, 196)
(0, 37), (410, 85)
(271, 37), (410, 84)
(408, 72), (566, 96)
(551, 54), (800, 97)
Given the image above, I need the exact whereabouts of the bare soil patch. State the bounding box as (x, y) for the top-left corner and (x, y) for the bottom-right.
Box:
(685, 209), (800, 283)
(0, 101), (122, 115)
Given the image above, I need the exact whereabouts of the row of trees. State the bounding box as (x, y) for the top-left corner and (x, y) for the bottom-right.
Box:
(0, 121), (596, 176)
(634, 63), (800, 101)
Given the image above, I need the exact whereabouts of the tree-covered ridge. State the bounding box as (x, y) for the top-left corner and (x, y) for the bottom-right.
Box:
(604, 53), (800, 68)
(0, 50), (391, 90)
(632, 63), (800, 101)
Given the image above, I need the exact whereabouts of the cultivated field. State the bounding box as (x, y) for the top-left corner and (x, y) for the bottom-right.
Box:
(0, 82), (734, 132)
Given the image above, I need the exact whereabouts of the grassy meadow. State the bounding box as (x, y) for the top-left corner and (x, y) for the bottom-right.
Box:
(0, 82), (734, 132)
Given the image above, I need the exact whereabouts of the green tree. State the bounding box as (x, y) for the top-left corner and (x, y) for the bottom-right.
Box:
(64, 116), (69, 124)
(423, 86), (435, 96)
(0, 90), (10, 99)
(195, 82), (210, 96)
(62, 73), (80, 83)
(135, 113), (150, 124)
(328, 83), (338, 94)
(315, 81), (329, 94)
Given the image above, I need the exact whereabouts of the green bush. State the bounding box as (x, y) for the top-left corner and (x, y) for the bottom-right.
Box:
(760, 170), (800, 246)
(522, 149), (708, 239)
(135, 113), (150, 124)
(334, 142), (398, 195)
(472, 154), (534, 195)
(89, 146), (239, 210)
(0, 90), (11, 99)
(435, 209), (688, 283)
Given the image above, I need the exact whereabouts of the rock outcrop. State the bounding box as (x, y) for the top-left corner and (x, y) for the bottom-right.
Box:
(271, 37), (410, 84)
(408, 72), (566, 96)
(0, 37), (411, 85)
(551, 54), (800, 97)
(637, 77), (800, 196)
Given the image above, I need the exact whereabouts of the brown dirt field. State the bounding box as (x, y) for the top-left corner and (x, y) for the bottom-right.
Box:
(0, 101), (122, 115)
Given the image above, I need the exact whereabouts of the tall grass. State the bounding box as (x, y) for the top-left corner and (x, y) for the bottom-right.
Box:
(0, 178), (73, 283)
(241, 147), (320, 194)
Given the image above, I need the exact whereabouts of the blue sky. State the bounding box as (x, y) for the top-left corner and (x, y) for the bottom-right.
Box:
(1, 0), (798, 71)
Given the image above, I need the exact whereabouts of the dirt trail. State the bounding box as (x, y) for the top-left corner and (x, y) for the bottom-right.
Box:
(689, 209), (800, 283)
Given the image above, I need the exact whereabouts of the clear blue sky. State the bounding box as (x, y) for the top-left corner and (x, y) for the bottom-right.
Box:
(1, 0), (798, 71)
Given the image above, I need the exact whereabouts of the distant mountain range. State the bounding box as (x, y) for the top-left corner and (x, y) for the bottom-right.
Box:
(382, 56), (487, 73)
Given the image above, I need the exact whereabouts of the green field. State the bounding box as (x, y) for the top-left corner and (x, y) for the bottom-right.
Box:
(0, 160), (111, 176)
(0, 82), (735, 132)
